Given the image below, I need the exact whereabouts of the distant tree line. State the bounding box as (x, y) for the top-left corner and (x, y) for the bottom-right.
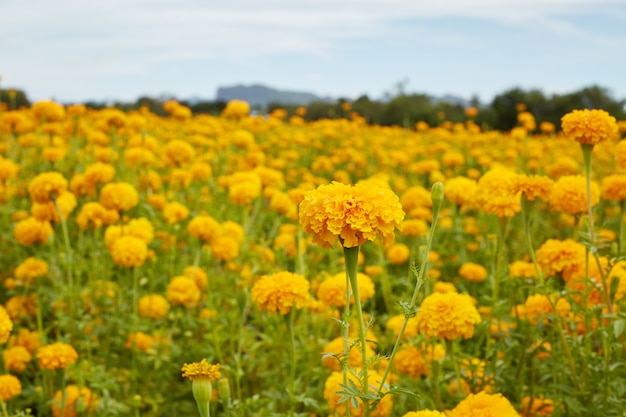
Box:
(2, 85), (624, 131)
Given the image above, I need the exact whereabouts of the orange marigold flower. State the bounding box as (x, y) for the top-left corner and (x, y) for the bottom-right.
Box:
(3, 345), (32, 372)
(511, 175), (554, 201)
(84, 162), (116, 186)
(167, 276), (201, 308)
(561, 109), (619, 145)
(210, 235), (240, 261)
(524, 294), (571, 325)
(13, 216), (53, 246)
(51, 385), (98, 417)
(324, 370), (393, 417)
(535, 238), (586, 278)
(601, 174), (626, 201)
(508, 261), (538, 279)
(36, 342), (78, 370)
(550, 175), (599, 215)
(162, 201), (190, 224)
(138, 294), (170, 319)
(459, 262), (488, 282)
(28, 172), (68, 204)
(394, 343), (445, 378)
(31, 191), (77, 222)
(251, 271), (310, 315)
(0, 374), (22, 402)
(99, 182), (139, 211)
(222, 100), (250, 118)
(449, 391), (519, 417)
(299, 181), (404, 249)
(445, 176), (478, 209)
(76, 201), (120, 229)
(386, 242), (411, 265)
(321, 336), (375, 371)
(187, 215), (221, 243)
(0, 305), (13, 344)
(521, 395), (555, 416)
(417, 292), (481, 340)
(8, 328), (41, 354)
(109, 235), (148, 268)
(475, 168), (520, 217)
(14, 257), (48, 285)
(181, 359), (221, 381)
(316, 272), (375, 307)
(615, 140), (626, 171)
(400, 219), (428, 237)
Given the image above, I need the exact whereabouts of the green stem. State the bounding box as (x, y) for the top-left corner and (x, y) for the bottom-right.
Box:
(620, 200), (626, 257)
(581, 144), (595, 244)
(446, 339), (463, 391)
(286, 311), (297, 416)
(344, 245), (370, 416)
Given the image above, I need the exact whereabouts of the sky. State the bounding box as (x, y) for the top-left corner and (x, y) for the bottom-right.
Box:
(1, 0), (626, 105)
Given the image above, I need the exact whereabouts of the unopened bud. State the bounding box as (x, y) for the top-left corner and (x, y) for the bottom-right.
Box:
(431, 181), (444, 204)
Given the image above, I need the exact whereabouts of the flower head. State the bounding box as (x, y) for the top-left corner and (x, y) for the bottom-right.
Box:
(316, 272), (375, 307)
(36, 342), (78, 370)
(52, 385), (98, 417)
(550, 175), (599, 215)
(99, 182), (139, 211)
(299, 181), (404, 248)
(561, 109), (619, 145)
(417, 292), (481, 340)
(181, 359), (221, 382)
(251, 271), (310, 314)
(0, 305), (13, 344)
(109, 235), (148, 268)
(324, 370), (393, 416)
(138, 294), (170, 319)
(28, 172), (68, 204)
(0, 374), (22, 402)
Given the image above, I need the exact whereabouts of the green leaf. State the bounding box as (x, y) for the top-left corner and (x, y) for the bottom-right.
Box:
(614, 318), (625, 338)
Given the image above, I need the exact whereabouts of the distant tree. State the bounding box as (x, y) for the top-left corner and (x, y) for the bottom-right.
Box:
(0, 88), (30, 109)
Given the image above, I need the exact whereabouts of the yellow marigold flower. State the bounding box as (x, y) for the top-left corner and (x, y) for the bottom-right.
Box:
(181, 359), (221, 381)
(386, 314), (419, 340)
(601, 174), (626, 201)
(449, 391), (518, 417)
(109, 235), (148, 268)
(475, 168), (520, 217)
(138, 294), (170, 319)
(324, 370), (393, 417)
(187, 215), (221, 243)
(400, 219), (428, 237)
(299, 181), (404, 248)
(14, 257), (48, 285)
(615, 140), (626, 171)
(3, 345), (32, 372)
(184, 266), (209, 290)
(76, 201), (120, 229)
(508, 261), (537, 279)
(31, 191), (77, 223)
(321, 336), (375, 371)
(520, 395), (555, 416)
(210, 235), (240, 261)
(5, 295), (38, 320)
(274, 233), (297, 257)
(222, 99), (250, 118)
(402, 411), (446, 417)
(36, 342), (78, 370)
(511, 175), (554, 201)
(84, 162), (116, 186)
(417, 292), (481, 340)
(51, 385), (98, 417)
(0, 305), (13, 344)
(433, 281), (457, 293)
(165, 139), (195, 166)
(535, 239), (585, 278)
(0, 374), (22, 402)
(99, 182), (139, 211)
(459, 262), (488, 283)
(8, 328), (41, 354)
(386, 242), (411, 265)
(524, 294), (571, 325)
(316, 272), (375, 307)
(550, 175), (599, 215)
(251, 271), (310, 315)
(444, 177), (478, 207)
(228, 176), (262, 205)
(28, 171), (68, 204)
(124, 331), (165, 353)
(0, 157), (20, 181)
(14, 216), (53, 246)
(561, 109), (619, 145)
(163, 201), (190, 224)
(167, 276), (201, 308)
(394, 343), (445, 378)
(32, 100), (66, 121)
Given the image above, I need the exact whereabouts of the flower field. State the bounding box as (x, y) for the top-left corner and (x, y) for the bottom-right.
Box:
(1, 99), (626, 416)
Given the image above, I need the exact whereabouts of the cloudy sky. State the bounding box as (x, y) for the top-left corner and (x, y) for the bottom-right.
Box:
(2, 0), (626, 104)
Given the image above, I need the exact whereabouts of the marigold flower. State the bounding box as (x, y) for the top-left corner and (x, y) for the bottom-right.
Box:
(394, 343), (445, 378)
(521, 395), (555, 416)
(222, 100), (250, 118)
(3, 345), (32, 372)
(32, 100), (66, 121)
(31, 191), (77, 222)
(210, 235), (240, 261)
(316, 272), (375, 307)
(138, 294), (170, 319)
(324, 370), (393, 417)
(165, 139), (195, 166)
(251, 271), (310, 315)
(561, 109), (619, 145)
(183, 266), (209, 291)
(535, 239), (586, 278)
(386, 242), (411, 265)
(51, 385), (98, 417)
(36, 342), (78, 370)
(181, 359), (221, 382)
(8, 328), (41, 354)
(416, 292), (481, 340)
(475, 168), (520, 217)
(299, 181), (404, 248)
(445, 176), (477, 209)
(402, 411), (446, 417)
(84, 162), (116, 186)
(550, 175), (599, 215)
(99, 182), (139, 211)
(508, 261), (537, 279)
(104, 217), (154, 247)
(524, 294), (571, 325)
(167, 276), (201, 308)
(187, 215), (221, 243)
(163, 201), (190, 224)
(0, 305), (13, 344)
(449, 391), (519, 417)
(28, 171), (68, 204)
(0, 374), (22, 402)
(511, 175), (554, 201)
(76, 202), (120, 229)
(321, 336), (375, 371)
(109, 235), (148, 268)
(601, 174), (626, 201)
(14, 257), (48, 285)
(459, 262), (488, 282)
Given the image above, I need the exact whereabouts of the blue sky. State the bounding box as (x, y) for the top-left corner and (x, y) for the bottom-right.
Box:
(1, 0), (626, 104)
